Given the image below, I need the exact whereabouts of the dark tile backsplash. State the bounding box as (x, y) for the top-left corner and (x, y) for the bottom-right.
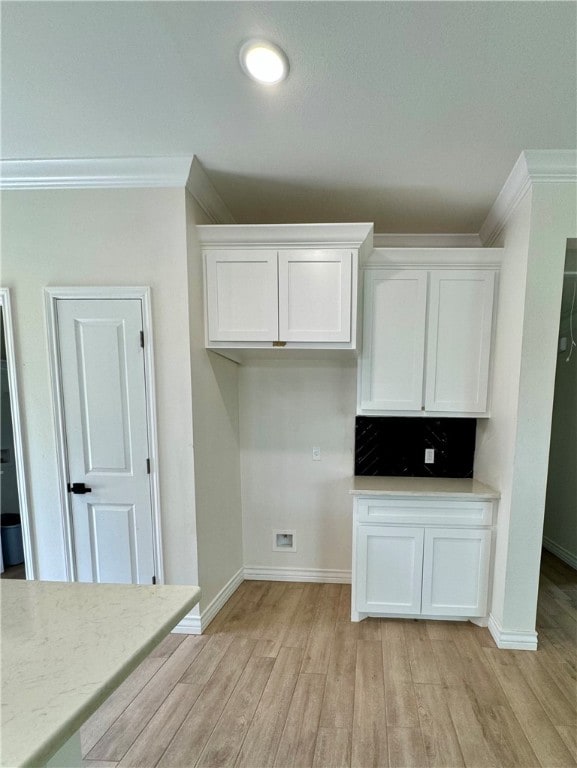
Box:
(355, 417), (476, 478)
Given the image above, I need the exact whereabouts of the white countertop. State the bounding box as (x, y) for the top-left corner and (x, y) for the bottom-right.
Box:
(350, 475), (500, 499)
(1, 580), (201, 768)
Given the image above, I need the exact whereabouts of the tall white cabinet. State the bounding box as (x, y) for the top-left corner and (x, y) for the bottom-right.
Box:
(359, 249), (501, 416)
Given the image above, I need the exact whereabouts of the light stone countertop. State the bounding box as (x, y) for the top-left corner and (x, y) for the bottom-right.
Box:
(1, 580), (201, 768)
(350, 475), (500, 499)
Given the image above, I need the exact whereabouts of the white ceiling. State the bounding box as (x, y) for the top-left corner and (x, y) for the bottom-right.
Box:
(2, 1), (576, 232)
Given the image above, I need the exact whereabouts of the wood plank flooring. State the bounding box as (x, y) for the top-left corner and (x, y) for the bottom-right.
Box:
(82, 550), (577, 767)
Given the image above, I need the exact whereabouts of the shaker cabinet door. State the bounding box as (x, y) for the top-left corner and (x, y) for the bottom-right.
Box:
(356, 524), (424, 615)
(421, 527), (491, 616)
(205, 250), (278, 341)
(278, 249), (352, 342)
(425, 270), (495, 413)
(360, 270), (428, 412)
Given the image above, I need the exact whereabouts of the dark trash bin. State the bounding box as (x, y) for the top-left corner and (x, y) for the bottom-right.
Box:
(1, 512), (24, 567)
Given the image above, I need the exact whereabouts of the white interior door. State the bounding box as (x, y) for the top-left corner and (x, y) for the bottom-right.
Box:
(56, 298), (155, 584)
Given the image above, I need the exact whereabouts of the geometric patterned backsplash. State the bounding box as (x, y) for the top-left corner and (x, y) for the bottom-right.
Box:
(355, 416), (477, 478)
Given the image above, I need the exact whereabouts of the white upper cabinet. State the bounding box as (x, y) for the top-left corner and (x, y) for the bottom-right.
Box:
(278, 249), (352, 342)
(360, 270), (427, 411)
(359, 254), (499, 417)
(425, 270), (495, 413)
(206, 250), (278, 341)
(199, 223), (373, 357)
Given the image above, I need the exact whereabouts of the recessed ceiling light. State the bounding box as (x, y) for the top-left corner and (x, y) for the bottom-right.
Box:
(239, 40), (289, 85)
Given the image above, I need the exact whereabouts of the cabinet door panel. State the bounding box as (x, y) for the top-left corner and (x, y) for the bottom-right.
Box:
(360, 270), (427, 411)
(425, 270), (495, 413)
(278, 249), (352, 342)
(206, 250), (278, 341)
(356, 525), (423, 614)
(422, 528), (491, 616)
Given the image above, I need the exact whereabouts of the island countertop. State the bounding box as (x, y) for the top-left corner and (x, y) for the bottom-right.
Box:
(1, 580), (200, 768)
(350, 475), (500, 499)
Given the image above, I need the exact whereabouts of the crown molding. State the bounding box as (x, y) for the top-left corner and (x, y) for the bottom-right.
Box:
(196, 222), (374, 249)
(368, 247), (502, 268)
(480, 150), (577, 246)
(186, 157), (235, 224)
(373, 233), (482, 248)
(0, 156), (196, 191)
(0, 154), (235, 225)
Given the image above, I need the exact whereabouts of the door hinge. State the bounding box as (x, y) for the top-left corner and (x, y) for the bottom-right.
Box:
(146, 458), (151, 474)
(140, 330), (144, 348)
(152, 575), (157, 585)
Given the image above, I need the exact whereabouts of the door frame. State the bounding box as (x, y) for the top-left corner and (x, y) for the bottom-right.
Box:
(0, 288), (35, 578)
(44, 286), (164, 583)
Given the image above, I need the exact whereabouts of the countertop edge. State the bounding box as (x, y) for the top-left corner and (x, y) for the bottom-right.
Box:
(21, 587), (200, 768)
(348, 477), (500, 500)
(349, 489), (500, 499)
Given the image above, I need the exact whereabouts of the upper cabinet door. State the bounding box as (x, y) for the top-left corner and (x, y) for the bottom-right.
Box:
(425, 270), (495, 413)
(278, 249), (352, 342)
(205, 250), (278, 342)
(360, 270), (428, 411)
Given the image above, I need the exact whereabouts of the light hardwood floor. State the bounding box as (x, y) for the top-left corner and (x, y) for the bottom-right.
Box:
(82, 550), (577, 768)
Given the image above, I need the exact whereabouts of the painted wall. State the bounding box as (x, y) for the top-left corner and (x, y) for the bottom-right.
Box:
(185, 192), (244, 610)
(476, 181), (577, 638)
(0, 188), (199, 585)
(543, 254), (577, 567)
(239, 358), (356, 577)
(475, 192), (532, 626)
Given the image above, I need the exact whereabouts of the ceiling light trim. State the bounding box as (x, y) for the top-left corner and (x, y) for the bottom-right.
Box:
(239, 39), (289, 84)
(480, 150), (577, 246)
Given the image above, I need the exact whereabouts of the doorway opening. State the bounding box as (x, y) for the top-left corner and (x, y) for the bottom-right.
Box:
(0, 289), (34, 579)
(543, 244), (577, 572)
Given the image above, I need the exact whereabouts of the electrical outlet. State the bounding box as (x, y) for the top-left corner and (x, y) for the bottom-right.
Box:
(425, 448), (435, 464)
(312, 446), (321, 461)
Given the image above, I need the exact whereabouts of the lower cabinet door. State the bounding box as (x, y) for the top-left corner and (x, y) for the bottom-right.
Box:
(356, 525), (424, 614)
(421, 527), (491, 616)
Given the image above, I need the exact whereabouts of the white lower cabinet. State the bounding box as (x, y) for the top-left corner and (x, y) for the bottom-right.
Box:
(352, 495), (494, 621)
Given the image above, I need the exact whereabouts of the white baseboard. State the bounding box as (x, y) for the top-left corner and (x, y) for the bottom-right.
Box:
(171, 608), (202, 635)
(172, 567), (244, 635)
(488, 613), (538, 651)
(543, 537), (577, 571)
(244, 566), (351, 583)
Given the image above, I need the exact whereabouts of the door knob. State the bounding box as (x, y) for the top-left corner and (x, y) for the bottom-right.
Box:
(67, 482), (92, 494)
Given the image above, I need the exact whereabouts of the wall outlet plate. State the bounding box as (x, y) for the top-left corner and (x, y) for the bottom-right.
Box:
(312, 446), (321, 461)
(272, 530), (297, 552)
(425, 448), (435, 464)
